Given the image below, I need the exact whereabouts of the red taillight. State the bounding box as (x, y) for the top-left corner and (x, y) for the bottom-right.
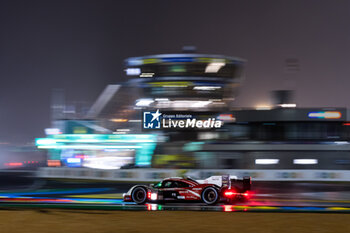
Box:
(147, 192), (151, 199)
(224, 191), (236, 197)
(243, 191), (251, 199)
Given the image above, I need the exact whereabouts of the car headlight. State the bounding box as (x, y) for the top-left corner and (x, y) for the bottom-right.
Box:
(151, 193), (158, 200)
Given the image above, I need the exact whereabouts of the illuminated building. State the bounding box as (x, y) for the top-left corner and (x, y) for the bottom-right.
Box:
(36, 50), (350, 171)
(36, 51), (246, 169)
(186, 107), (350, 170)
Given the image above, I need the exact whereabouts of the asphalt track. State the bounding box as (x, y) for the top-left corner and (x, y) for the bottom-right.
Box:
(1, 186), (350, 213)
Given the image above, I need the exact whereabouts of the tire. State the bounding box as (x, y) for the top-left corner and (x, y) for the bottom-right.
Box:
(201, 187), (219, 205)
(131, 186), (147, 204)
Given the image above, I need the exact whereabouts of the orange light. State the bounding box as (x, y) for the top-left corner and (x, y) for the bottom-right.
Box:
(5, 162), (23, 166)
(47, 160), (61, 167)
(110, 118), (128, 122)
(218, 114), (235, 121)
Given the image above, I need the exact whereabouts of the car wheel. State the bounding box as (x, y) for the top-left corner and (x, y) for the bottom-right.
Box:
(201, 187), (219, 205)
(131, 187), (147, 204)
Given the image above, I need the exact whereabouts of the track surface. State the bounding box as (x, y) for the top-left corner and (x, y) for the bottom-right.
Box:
(1, 185), (350, 213)
(2, 210), (349, 233)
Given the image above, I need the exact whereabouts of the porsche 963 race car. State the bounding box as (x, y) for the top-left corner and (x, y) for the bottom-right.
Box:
(123, 175), (251, 205)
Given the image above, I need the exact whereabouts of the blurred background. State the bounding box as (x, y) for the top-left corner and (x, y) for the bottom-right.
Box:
(2, 0), (350, 204)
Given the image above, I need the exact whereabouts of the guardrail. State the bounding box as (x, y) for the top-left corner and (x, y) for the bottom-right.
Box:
(36, 167), (350, 182)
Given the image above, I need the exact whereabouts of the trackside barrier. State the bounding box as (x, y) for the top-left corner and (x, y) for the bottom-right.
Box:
(37, 168), (350, 182)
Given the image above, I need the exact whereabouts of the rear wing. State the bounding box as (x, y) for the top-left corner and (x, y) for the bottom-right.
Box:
(197, 175), (251, 191)
(230, 175), (251, 192)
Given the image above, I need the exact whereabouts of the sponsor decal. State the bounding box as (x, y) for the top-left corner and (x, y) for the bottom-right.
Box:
(117, 171), (135, 179)
(143, 110), (222, 130)
(275, 172), (303, 179)
(143, 110), (162, 129)
(187, 190), (201, 197)
(146, 172), (172, 179)
(315, 172), (340, 179)
(237, 172), (262, 179)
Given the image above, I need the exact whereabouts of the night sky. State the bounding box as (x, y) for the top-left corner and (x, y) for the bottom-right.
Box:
(1, 0), (350, 143)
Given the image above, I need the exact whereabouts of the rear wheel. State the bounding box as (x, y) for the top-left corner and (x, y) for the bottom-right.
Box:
(131, 187), (147, 204)
(201, 187), (219, 205)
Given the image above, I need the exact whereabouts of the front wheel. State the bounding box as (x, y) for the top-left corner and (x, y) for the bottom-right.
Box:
(201, 187), (219, 205)
(131, 187), (147, 204)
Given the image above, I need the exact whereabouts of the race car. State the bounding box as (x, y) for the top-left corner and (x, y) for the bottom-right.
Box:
(123, 175), (251, 205)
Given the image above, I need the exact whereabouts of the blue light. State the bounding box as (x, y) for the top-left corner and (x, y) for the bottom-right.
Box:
(161, 57), (194, 63)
